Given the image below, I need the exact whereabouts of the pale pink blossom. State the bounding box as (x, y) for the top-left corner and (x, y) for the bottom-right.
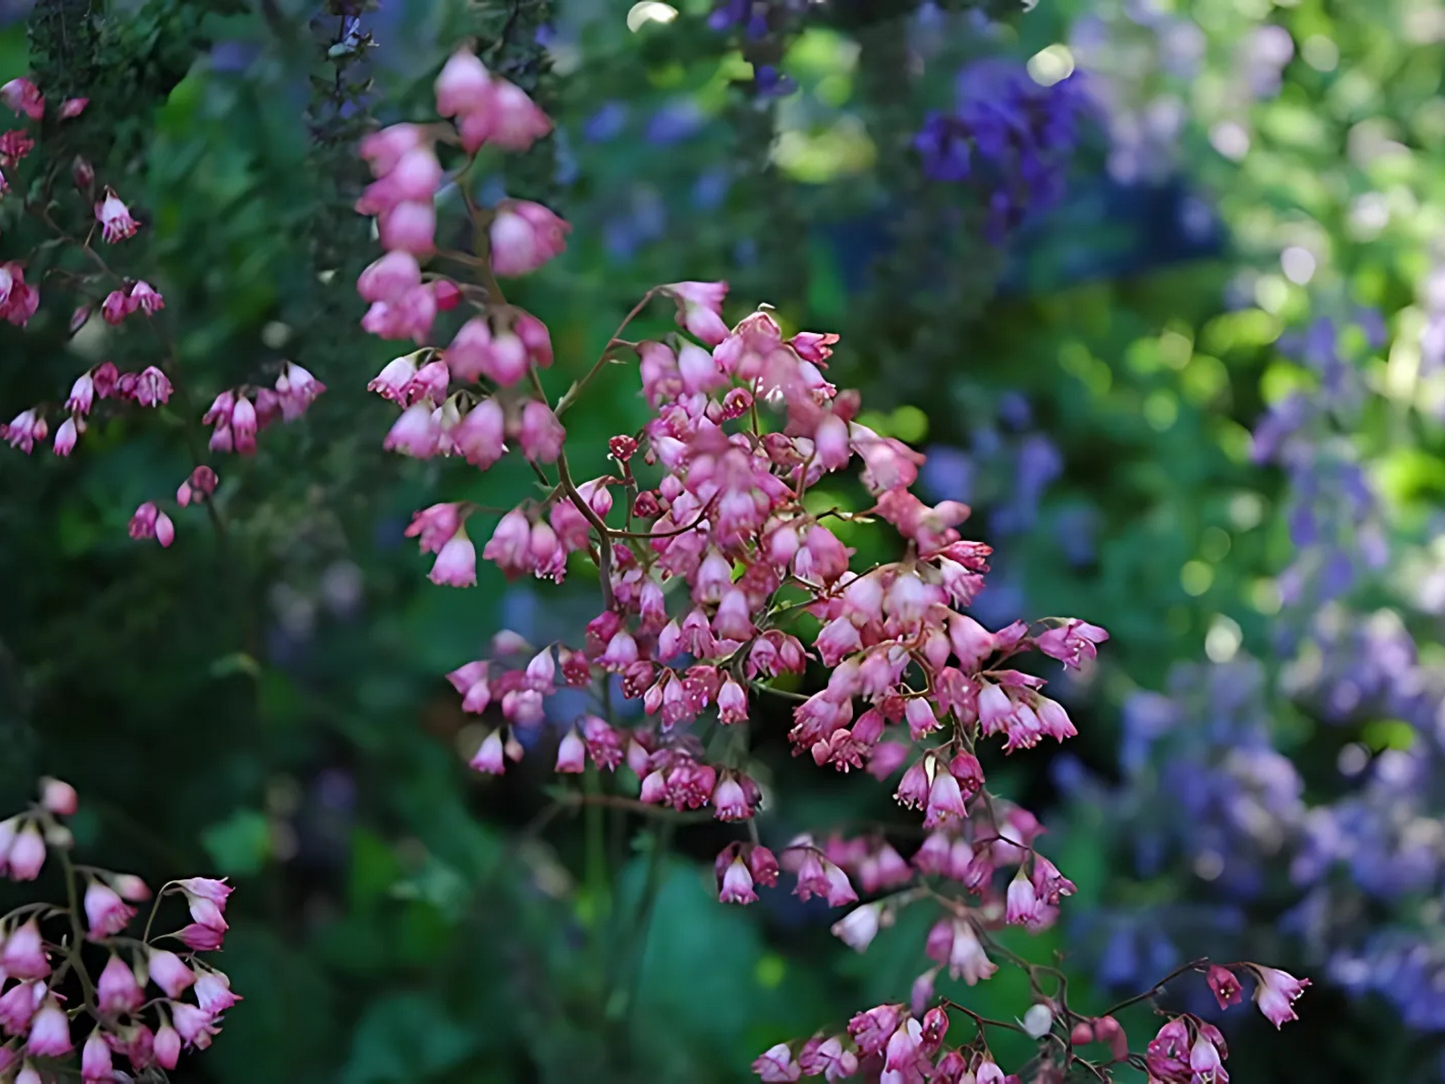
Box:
(358, 251), (422, 303)
(94, 187), (138, 242)
(489, 200), (569, 276)
(97, 953), (145, 1015)
(378, 199), (436, 255)
(1251, 966), (1309, 1028)
(84, 881), (136, 939)
(429, 530), (477, 587)
(146, 949), (195, 999)
(26, 999), (71, 1057)
(52, 416), (79, 456)
(0, 78), (43, 120)
(59, 96), (87, 119)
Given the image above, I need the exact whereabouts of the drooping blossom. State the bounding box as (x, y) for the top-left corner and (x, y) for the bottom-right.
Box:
(94, 187), (138, 242)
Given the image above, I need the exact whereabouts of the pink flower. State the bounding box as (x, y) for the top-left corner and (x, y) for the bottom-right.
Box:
(358, 146), (442, 215)
(171, 1002), (219, 1049)
(37, 777), (76, 816)
(360, 123), (428, 178)
(361, 283), (437, 341)
(975, 1060), (1006, 1084)
(81, 1028), (113, 1083)
(717, 855), (758, 904)
(133, 366), (172, 407)
(663, 281), (730, 346)
(517, 400), (565, 462)
(753, 1042), (801, 1082)
(1208, 964), (1243, 1009)
(146, 949), (195, 999)
(27, 1000), (71, 1057)
(383, 402), (442, 458)
(59, 96), (87, 119)
(177, 465), (219, 507)
(514, 311), (553, 367)
(97, 954), (145, 1015)
(0, 78), (43, 120)
(153, 1023), (182, 1069)
(454, 397), (508, 468)
(102, 288), (129, 325)
(52, 416), (80, 456)
(66, 372), (95, 415)
(0, 978), (40, 1032)
(923, 769), (966, 829)
(94, 188), (138, 242)
(1189, 1032), (1227, 1082)
(130, 280), (164, 313)
(378, 199), (436, 255)
(456, 75), (553, 154)
(434, 48), (491, 117)
(84, 881), (137, 939)
(193, 968), (240, 1015)
(2, 408), (46, 454)
(0, 920), (48, 978)
(276, 361), (326, 420)
(404, 502), (465, 554)
(469, 729), (506, 774)
(429, 529), (477, 587)
(1034, 619), (1109, 669)
(489, 200), (569, 276)
(3, 823), (45, 880)
(177, 922), (225, 951)
(176, 877), (231, 928)
(1005, 871), (1041, 926)
(367, 356), (417, 403)
(1251, 966), (1308, 1028)
(555, 727), (586, 773)
(358, 251), (422, 303)
(831, 901), (884, 952)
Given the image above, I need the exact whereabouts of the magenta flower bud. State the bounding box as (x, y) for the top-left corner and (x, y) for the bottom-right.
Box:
(514, 310), (553, 367)
(949, 752), (984, 794)
(1251, 965), (1309, 1028)
(752, 1042), (800, 1082)
(711, 775), (752, 822)
(489, 200), (569, 277)
(904, 698), (938, 739)
(97, 953), (145, 1015)
(554, 727), (586, 774)
(27, 1001), (71, 1057)
(481, 329), (530, 385)
(470, 730), (506, 775)
(101, 289), (129, 325)
(153, 1023), (182, 1069)
(894, 757), (930, 810)
(146, 949), (194, 999)
(404, 503), (464, 555)
(923, 769), (966, 829)
(459, 75), (553, 153)
(378, 199), (436, 255)
(84, 881), (137, 940)
(1034, 696), (1077, 742)
(717, 678), (748, 725)
(81, 1027), (113, 1083)
(517, 399), (565, 462)
(5, 825), (46, 882)
(177, 922), (225, 951)
(94, 187), (138, 243)
(59, 96), (87, 118)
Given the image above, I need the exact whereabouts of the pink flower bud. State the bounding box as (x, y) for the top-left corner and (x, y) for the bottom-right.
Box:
(718, 855), (757, 904)
(514, 310), (553, 367)
(752, 1042), (800, 1082)
(102, 289), (129, 325)
(131, 280), (164, 314)
(66, 373), (94, 416)
(177, 922), (225, 951)
(1005, 871), (1041, 926)
(454, 397), (507, 469)
(358, 251), (422, 304)
(51, 416), (79, 456)
(489, 200), (569, 277)
(276, 360), (325, 420)
(94, 187), (138, 243)
(59, 96), (86, 119)
(662, 281), (729, 346)
(555, 727), (586, 773)
(360, 123), (428, 177)
(0, 919), (48, 978)
(383, 402), (441, 458)
(153, 1023), (182, 1069)
(146, 949), (194, 999)
(831, 901), (884, 951)
(434, 48), (490, 118)
(405, 502), (464, 554)
(97, 953), (145, 1015)
(470, 729), (506, 774)
(0, 78), (43, 119)
(84, 881), (136, 939)
(0, 978), (40, 1032)
(1250, 965), (1309, 1028)
(5, 823), (46, 880)
(81, 1027), (113, 1082)
(26, 999), (71, 1057)
(517, 400), (564, 462)
(193, 968), (240, 1014)
(171, 1002), (218, 1048)
(378, 200), (436, 256)
(155, 510), (175, 548)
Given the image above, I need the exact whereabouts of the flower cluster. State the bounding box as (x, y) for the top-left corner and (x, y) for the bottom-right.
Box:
(0, 779), (238, 1081)
(0, 73), (325, 546)
(914, 60), (1093, 241)
(356, 40), (1308, 1083)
